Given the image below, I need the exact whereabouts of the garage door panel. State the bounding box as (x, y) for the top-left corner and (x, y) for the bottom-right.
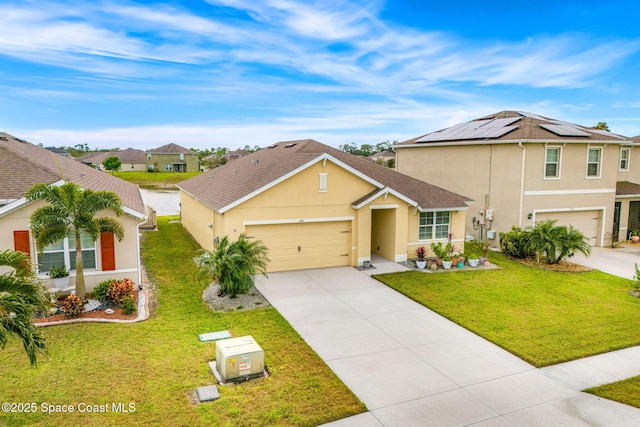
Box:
(246, 221), (351, 272)
(536, 210), (599, 246)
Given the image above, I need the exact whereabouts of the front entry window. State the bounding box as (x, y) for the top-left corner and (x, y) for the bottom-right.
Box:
(419, 211), (451, 240)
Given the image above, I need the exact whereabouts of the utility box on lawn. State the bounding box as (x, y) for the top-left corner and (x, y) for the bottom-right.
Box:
(216, 335), (264, 381)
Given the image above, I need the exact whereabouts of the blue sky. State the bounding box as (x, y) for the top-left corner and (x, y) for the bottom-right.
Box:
(1, 0), (639, 150)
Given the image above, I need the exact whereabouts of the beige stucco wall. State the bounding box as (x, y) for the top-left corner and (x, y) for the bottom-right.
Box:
(180, 158), (468, 267)
(397, 142), (619, 246)
(0, 199), (141, 292)
(617, 146), (640, 184)
(110, 162), (146, 172)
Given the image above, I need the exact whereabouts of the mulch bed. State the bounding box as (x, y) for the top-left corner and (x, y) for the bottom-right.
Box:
(513, 257), (592, 273)
(34, 292), (139, 324)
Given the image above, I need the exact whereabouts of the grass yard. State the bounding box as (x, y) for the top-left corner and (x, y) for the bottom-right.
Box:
(0, 217), (364, 426)
(585, 376), (640, 408)
(374, 253), (640, 368)
(113, 171), (201, 188)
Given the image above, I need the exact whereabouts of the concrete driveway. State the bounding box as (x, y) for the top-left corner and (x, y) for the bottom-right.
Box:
(254, 264), (640, 426)
(570, 246), (640, 280)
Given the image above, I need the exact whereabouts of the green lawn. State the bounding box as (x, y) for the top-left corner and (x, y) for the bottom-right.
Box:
(113, 171), (201, 188)
(374, 253), (640, 367)
(585, 376), (640, 408)
(0, 217), (364, 426)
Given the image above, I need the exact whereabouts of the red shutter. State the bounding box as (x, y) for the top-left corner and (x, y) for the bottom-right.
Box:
(100, 232), (116, 271)
(13, 230), (31, 255)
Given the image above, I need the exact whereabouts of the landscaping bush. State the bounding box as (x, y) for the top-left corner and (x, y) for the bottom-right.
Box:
(106, 278), (134, 304)
(499, 226), (534, 259)
(61, 294), (84, 318)
(92, 280), (114, 302)
(119, 296), (137, 315)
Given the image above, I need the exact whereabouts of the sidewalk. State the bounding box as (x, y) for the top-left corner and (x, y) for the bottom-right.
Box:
(255, 260), (640, 426)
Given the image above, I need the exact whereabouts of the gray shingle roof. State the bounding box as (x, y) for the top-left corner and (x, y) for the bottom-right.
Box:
(178, 139), (471, 213)
(398, 111), (633, 146)
(616, 181), (640, 196)
(147, 143), (195, 154)
(0, 132), (145, 215)
(76, 148), (145, 165)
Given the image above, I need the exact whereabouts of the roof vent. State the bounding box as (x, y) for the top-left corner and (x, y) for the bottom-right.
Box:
(268, 144), (278, 149)
(251, 159), (260, 165)
(0, 136), (7, 141)
(232, 170), (237, 175)
(285, 143), (297, 148)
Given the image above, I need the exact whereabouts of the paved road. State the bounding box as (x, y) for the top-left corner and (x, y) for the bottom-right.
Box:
(255, 262), (640, 426)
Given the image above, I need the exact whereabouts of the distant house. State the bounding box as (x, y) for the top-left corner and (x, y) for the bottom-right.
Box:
(396, 111), (639, 245)
(226, 149), (250, 161)
(145, 143), (199, 172)
(0, 132), (146, 292)
(178, 139), (471, 272)
(369, 150), (396, 167)
(76, 148), (146, 171)
(45, 146), (72, 158)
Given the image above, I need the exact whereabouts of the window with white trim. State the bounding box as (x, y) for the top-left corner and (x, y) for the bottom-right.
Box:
(38, 231), (97, 273)
(620, 148), (630, 171)
(419, 211), (450, 240)
(587, 148), (602, 177)
(544, 147), (560, 178)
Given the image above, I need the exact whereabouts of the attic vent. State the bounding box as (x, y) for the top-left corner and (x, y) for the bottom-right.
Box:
(0, 136), (7, 141)
(268, 144), (278, 149)
(251, 159), (260, 165)
(232, 170), (237, 175)
(285, 143), (297, 148)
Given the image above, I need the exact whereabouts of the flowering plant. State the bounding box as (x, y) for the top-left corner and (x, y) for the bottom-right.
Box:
(415, 246), (427, 261)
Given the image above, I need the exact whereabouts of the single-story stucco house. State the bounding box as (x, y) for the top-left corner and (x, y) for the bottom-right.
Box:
(0, 132), (146, 291)
(178, 139), (472, 272)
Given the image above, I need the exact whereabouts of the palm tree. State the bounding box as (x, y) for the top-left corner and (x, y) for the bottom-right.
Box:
(0, 249), (49, 366)
(26, 182), (125, 297)
(528, 220), (591, 264)
(194, 234), (269, 298)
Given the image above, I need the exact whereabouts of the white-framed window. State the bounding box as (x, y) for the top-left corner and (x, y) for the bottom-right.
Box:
(419, 211), (450, 240)
(319, 173), (328, 192)
(37, 231), (97, 273)
(544, 147), (561, 179)
(587, 148), (602, 178)
(620, 148), (630, 171)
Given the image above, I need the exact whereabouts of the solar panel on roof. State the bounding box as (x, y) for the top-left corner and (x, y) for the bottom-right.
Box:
(416, 117), (521, 142)
(539, 124), (590, 137)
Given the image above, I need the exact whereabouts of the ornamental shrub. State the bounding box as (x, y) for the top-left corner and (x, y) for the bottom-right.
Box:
(499, 227), (534, 259)
(106, 278), (134, 304)
(93, 280), (114, 302)
(119, 296), (137, 315)
(61, 294), (84, 318)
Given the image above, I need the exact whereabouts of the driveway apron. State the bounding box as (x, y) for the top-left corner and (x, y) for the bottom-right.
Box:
(255, 265), (640, 426)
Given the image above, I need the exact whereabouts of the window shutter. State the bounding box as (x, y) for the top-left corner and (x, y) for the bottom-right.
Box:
(100, 232), (116, 271)
(13, 230), (31, 255)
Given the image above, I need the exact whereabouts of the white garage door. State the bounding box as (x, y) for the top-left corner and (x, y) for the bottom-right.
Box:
(535, 210), (600, 246)
(245, 221), (351, 272)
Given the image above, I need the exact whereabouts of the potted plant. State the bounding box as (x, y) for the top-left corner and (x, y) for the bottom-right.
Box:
(442, 256), (452, 270)
(430, 242), (446, 265)
(456, 255), (465, 268)
(467, 253), (479, 267)
(363, 259), (371, 269)
(415, 246), (427, 269)
(49, 265), (70, 290)
(632, 230), (640, 243)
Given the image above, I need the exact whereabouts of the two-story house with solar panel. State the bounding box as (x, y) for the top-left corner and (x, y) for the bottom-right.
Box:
(395, 111), (640, 247)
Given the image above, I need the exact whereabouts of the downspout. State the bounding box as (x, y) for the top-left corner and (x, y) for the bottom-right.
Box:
(518, 142), (526, 228)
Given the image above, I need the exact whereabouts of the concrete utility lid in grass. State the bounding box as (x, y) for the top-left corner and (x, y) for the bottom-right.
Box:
(196, 385), (220, 402)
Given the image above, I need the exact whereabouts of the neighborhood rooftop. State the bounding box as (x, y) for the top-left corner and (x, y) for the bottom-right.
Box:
(399, 111), (632, 145)
(178, 139), (471, 213)
(76, 148), (145, 165)
(147, 143), (194, 154)
(0, 132), (145, 214)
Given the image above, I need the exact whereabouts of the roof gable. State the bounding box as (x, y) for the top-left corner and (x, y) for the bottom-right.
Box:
(178, 139), (471, 213)
(0, 132), (145, 216)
